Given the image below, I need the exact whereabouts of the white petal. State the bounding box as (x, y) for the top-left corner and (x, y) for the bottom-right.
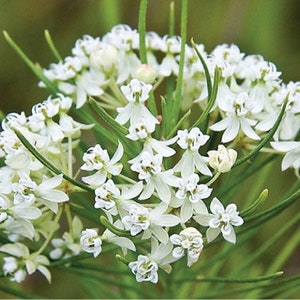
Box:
(193, 214), (211, 226)
(110, 141), (124, 164)
(109, 236), (136, 251)
(271, 141), (299, 152)
(37, 265), (52, 283)
(206, 227), (220, 243)
(152, 214), (180, 227)
(240, 118), (260, 140)
(122, 181), (143, 199)
(151, 225), (169, 244)
(222, 118), (240, 143)
(39, 190), (69, 203)
(180, 201), (193, 223)
(139, 181), (154, 200)
(38, 174), (63, 190)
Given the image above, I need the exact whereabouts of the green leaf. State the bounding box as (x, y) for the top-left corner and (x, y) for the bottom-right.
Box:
(44, 29), (62, 61)
(3, 31), (59, 95)
(192, 66), (220, 131)
(241, 189), (268, 217)
(13, 128), (93, 193)
(191, 38), (212, 99)
(88, 97), (139, 158)
(171, 0), (188, 129)
(138, 0), (148, 64)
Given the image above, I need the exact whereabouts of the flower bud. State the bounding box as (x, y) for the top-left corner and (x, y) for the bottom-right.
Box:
(207, 145), (237, 173)
(90, 45), (118, 74)
(134, 64), (157, 84)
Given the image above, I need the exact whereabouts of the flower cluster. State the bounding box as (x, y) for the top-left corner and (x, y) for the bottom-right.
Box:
(0, 24), (299, 285)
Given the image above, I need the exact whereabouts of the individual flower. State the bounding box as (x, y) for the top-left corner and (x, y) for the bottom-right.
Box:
(210, 92), (261, 143)
(50, 216), (83, 260)
(94, 179), (143, 217)
(174, 127), (212, 177)
(80, 229), (102, 257)
(0, 242), (51, 283)
(122, 203), (180, 244)
(128, 255), (159, 283)
(194, 197), (244, 244)
(207, 145), (237, 173)
(115, 79), (159, 126)
(270, 141), (300, 174)
(81, 142), (123, 186)
(11, 174), (69, 213)
(174, 173), (212, 223)
(130, 151), (177, 203)
(170, 227), (204, 267)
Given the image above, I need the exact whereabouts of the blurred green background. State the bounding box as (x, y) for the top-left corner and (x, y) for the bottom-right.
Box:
(0, 0), (299, 298)
(0, 0), (299, 115)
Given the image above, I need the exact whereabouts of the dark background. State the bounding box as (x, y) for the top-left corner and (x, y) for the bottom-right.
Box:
(0, 0), (299, 115)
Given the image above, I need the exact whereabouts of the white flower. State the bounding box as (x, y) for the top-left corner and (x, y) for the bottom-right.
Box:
(11, 174), (68, 213)
(128, 255), (159, 283)
(101, 223), (136, 255)
(175, 174), (212, 223)
(174, 128), (212, 177)
(207, 145), (237, 173)
(130, 151), (177, 203)
(122, 203), (180, 244)
(115, 79), (159, 126)
(0, 243), (51, 283)
(170, 227), (204, 267)
(134, 64), (157, 84)
(270, 141), (300, 172)
(80, 229), (102, 257)
(210, 92), (260, 143)
(50, 216), (83, 260)
(81, 142), (123, 186)
(94, 179), (143, 217)
(194, 197), (244, 244)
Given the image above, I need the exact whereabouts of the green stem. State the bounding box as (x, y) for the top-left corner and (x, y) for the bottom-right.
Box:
(13, 128), (93, 193)
(33, 205), (63, 257)
(44, 29), (62, 61)
(3, 31), (59, 95)
(171, 0), (188, 128)
(138, 0), (148, 64)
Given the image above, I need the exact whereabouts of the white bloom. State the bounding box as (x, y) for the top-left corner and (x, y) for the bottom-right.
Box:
(194, 197), (244, 244)
(130, 152), (177, 203)
(115, 79), (159, 126)
(94, 179), (143, 217)
(50, 216), (83, 260)
(81, 142), (123, 186)
(210, 92), (261, 143)
(122, 203), (180, 244)
(129, 255), (158, 283)
(80, 229), (102, 257)
(174, 128), (212, 177)
(170, 227), (204, 267)
(0, 243), (51, 282)
(175, 174), (212, 223)
(271, 141), (300, 172)
(207, 145), (237, 173)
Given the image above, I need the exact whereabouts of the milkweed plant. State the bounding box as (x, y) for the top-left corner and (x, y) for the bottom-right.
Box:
(0, 1), (300, 298)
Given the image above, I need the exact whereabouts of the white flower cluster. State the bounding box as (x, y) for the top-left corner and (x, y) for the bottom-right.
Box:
(0, 24), (299, 284)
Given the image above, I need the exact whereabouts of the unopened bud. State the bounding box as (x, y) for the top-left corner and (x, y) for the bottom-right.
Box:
(134, 64), (157, 84)
(90, 45), (118, 74)
(208, 145), (237, 173)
